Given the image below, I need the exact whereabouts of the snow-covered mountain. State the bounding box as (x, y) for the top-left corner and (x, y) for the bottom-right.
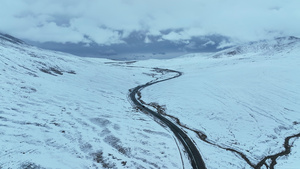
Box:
(213, 36), (300, 58)
(133, 37), (300, 169)
(0, 34), (183, 168)
(1, 33), (299, 169)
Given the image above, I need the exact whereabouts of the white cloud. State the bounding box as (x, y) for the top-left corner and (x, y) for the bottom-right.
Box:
(217, 40), (239, 49)
(203, 40), (216, 47)
(69, 17), (124, 45)
(144, 36), (152, 43)
(22, 22), (85, 43)
(0, 0), (299, 45)
(162, 28), (208, 41)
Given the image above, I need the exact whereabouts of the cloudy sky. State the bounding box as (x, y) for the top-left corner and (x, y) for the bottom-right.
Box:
(0, 0), (299, 46)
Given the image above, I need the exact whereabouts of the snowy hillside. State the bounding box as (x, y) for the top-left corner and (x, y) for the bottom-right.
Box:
(134, 37), (300, 169)
(0, 34), (183, 168)
(1, 33), (299, 169)
(213, 36), (300, 58)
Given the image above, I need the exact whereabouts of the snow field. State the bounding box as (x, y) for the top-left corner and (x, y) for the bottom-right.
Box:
(0, 40), (183, 168)
(135, 39), (300, 168)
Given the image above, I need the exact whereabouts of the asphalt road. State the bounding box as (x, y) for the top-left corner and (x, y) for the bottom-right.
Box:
(129, 68), (206, 169)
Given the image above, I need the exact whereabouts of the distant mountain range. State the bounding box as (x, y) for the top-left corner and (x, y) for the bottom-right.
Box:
(24, 32), (230, 60)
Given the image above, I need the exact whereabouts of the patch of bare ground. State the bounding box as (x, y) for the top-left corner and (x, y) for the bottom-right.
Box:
(91, 151), (116, 168)
(19, 162), (45, 169)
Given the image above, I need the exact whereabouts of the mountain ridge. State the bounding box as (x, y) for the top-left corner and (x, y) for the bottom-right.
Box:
(0, 32), (25, 45)
(212, 36), (300, 58)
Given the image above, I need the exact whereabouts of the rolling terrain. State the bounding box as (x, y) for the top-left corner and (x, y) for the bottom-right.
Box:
(1, 33), (299, 169)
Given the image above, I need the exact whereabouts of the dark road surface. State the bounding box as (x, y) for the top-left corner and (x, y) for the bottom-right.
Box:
(129, 68), (206, 169)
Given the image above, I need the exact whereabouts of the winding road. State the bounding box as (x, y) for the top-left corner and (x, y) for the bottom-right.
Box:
(129, 68), (206, 169)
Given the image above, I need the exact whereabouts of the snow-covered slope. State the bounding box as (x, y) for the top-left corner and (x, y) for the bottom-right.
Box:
(134, 37), (300, 169)
(0, 35), (183, 168)
(213, 36), (300, 58)
(1, 33), (299, 169)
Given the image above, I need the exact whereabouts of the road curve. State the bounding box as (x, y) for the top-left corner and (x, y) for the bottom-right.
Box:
(129, 68), (206, 169)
